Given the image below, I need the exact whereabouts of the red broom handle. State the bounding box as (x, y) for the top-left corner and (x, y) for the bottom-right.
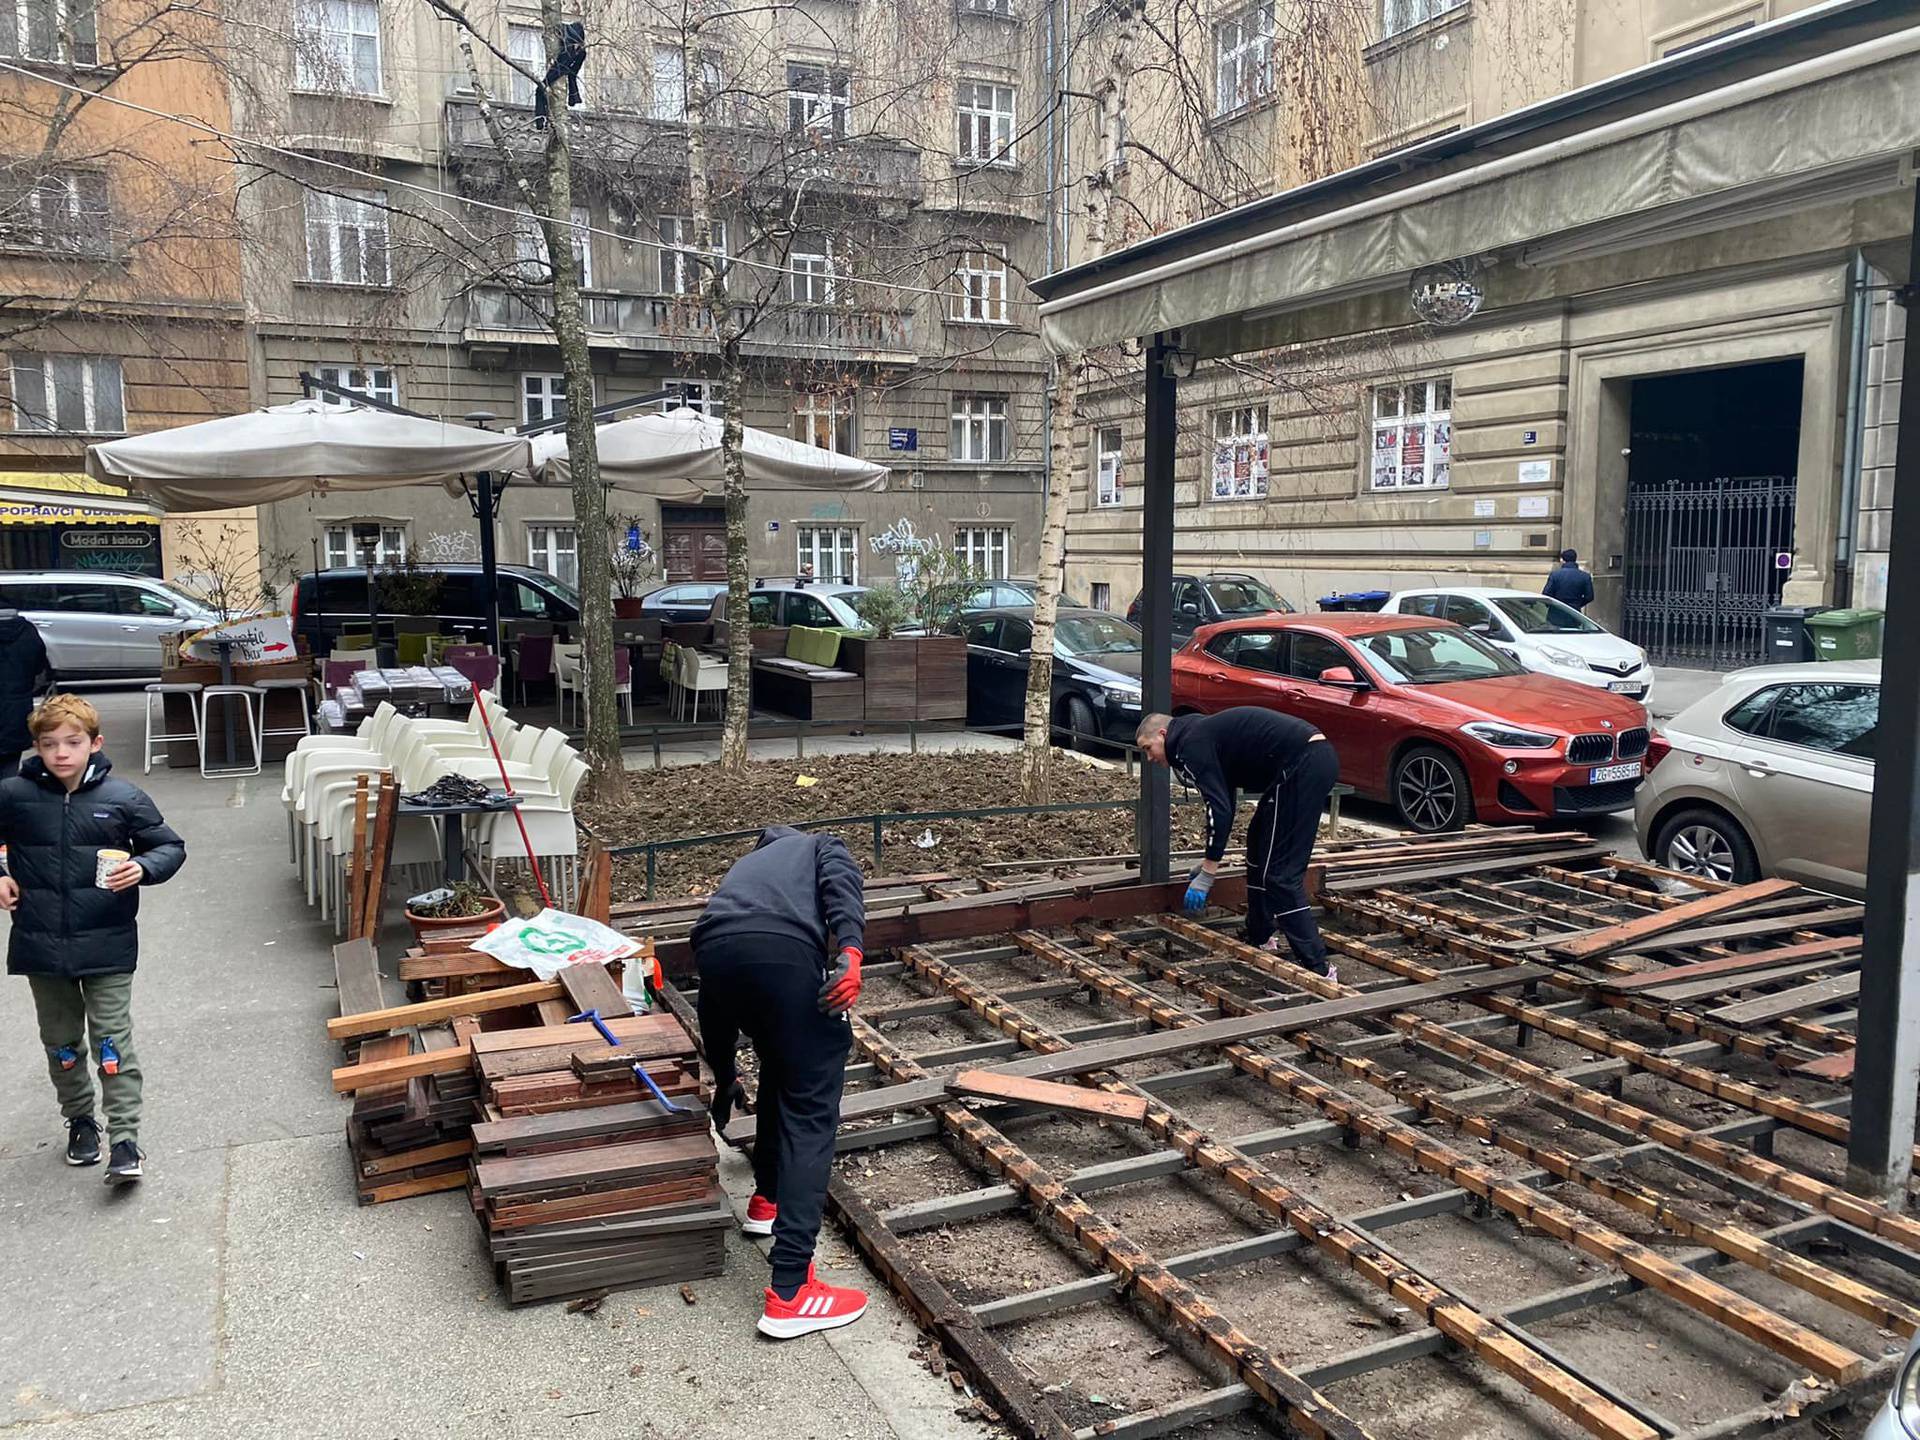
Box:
(472, 683), (554, 910)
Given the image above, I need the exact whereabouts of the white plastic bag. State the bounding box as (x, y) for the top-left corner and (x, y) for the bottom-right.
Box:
(472, 908), (643, 982)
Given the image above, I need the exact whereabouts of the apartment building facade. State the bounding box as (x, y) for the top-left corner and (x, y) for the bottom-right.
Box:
(0, 0), (254, 584)
(1058, 0), (1907, 670)
(235, 0), (1055, 595)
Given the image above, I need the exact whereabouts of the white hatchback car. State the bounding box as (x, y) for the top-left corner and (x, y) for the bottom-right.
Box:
(1382, 587), (1654, 702)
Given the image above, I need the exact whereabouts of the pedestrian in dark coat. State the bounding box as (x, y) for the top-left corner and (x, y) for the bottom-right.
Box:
(1543, 549), (1595, 611)
(0, 609), (49, 779)
(1137, 707), (1340, 976)
(1, 694), (186, 1183)
(691, 825), (871, 1339)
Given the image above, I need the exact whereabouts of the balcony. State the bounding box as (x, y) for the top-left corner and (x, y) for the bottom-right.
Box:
(460, 286), (917, 364)
(443, 101), (924, 206)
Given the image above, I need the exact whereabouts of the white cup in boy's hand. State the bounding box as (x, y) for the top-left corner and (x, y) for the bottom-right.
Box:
(100, 859), (143, 892)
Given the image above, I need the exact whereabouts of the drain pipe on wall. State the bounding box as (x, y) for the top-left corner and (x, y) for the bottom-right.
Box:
(1835, 249), (1871, 607)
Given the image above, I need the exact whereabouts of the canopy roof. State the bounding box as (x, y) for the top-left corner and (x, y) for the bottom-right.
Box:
(85, 399), (531, 512)
(1035, 0), (1920, 358)
(528, 407), (887, 496)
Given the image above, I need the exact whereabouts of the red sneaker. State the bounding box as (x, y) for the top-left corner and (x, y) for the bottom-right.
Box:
(741, 1193), (777, 1237)
(757, 1263), (868, 1339)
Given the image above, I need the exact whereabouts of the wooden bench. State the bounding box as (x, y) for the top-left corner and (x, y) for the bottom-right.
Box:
(750, 625), (865, 721)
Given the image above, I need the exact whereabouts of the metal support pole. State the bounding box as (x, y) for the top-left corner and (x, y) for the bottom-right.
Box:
(475, 469), (501, 656)
(1847, 184), (1920, 1204)
(1138, 335), (1178, 883)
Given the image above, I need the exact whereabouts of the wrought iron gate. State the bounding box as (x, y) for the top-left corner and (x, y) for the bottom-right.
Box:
(1621, 474), (1797, 669)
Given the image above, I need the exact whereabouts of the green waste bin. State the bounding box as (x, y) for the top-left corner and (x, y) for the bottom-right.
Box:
(1803, 607), (1883, 661)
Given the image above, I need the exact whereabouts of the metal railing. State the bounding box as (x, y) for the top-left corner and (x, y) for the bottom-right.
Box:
(463, 286), (915, 357)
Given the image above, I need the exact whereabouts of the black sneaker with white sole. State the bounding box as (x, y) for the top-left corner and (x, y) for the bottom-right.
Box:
(65, 1115), (101, 1166)
(104, 1139), (143, 1186)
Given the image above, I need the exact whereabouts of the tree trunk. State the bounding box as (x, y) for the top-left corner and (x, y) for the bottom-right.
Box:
(538, 5), (620, 800)
(682, 15), (753, 771)
(1018, 351), (1081, 802)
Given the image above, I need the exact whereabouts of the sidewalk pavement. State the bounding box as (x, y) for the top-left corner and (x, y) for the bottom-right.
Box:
(1648, 665), (1726, 722)
(0, 691), (975, 1440)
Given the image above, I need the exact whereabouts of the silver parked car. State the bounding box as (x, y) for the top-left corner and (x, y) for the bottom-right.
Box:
(1634, 660), (1876, 897)
(0, 571), (218, 681)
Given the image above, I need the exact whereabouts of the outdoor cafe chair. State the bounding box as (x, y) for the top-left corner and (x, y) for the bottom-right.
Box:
(515, 633), (555, 708)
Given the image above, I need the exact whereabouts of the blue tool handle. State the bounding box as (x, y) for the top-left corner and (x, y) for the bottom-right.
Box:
(631, 1060), (688, 1114)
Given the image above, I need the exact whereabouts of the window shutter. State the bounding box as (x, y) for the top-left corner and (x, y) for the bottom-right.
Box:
(10, 355), (46, 431)
(75, 171), (108, 253)
(93, 357), (124, 433)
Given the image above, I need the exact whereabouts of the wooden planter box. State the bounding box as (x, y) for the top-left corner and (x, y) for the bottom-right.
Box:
(839, 637), (918, 721)
(912, 635), (968, 721)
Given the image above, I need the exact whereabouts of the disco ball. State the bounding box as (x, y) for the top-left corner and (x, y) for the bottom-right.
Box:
(1409, 260), (1485, 327)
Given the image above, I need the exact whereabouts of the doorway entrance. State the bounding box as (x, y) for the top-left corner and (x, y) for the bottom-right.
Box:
(660, 505), (727, 582)
(1621, 359), (1802, 668)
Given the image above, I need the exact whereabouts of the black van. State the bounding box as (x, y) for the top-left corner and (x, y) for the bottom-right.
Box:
(290, 564), (580, 653)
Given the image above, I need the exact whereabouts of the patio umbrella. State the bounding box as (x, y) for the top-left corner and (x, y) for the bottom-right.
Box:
(85, 398), (531, 511)
(527, 406), (888, 495)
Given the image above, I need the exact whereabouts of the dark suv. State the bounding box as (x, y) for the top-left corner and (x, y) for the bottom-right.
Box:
(1127, 572), (1293, 640)
(290, 564), (579, 652)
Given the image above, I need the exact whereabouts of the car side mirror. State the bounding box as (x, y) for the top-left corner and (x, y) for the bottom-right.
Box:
(1179, 601), (1202, 617)
(1468, 622), (1495, 636)
(1319, 666), (1367, 690)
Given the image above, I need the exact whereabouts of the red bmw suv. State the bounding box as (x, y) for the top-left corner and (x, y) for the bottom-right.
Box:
(1172, 613), (1652, 831)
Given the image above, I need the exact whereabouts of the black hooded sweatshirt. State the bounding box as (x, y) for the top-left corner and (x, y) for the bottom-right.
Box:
(689, 825), (866, 958)
(0, 751), (187, 978)
(1166, 708), (1322, 863)
(0, 614), (48, 756)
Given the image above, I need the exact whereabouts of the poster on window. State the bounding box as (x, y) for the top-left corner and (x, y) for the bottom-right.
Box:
(1212, 434), (1269, 499)
(1429, 419), (1452, 488)
(1373, 426), (1399, 489)
(1097, 453), (1122, 506)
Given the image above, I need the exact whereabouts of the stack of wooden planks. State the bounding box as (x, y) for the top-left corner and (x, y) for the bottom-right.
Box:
(345, 1022), (481, 1203)
(466, 1001), (727, 1304)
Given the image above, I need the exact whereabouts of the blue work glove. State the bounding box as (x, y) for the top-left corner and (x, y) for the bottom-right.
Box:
(1183, 867), (1215, 914)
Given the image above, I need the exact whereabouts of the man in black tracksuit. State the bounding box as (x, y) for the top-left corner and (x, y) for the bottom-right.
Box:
(691, 825), (870, 1338)
(1138, 708), (1340, 975)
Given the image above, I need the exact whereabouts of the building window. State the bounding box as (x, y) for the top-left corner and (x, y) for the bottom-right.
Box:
(324, 522), (407, 569)
(316, 364), (396, 408)
(513, 206), (593, 288)
(1370, 378), (1452, 490)
(294, 0), (380, 94)
(662, 378), (716, 414)
(526, 523), (579, 587)
(507, 23), (542, 106)
(788, 244), (835, 305)
(1089, 581), (1112, 612)
(797, 525), (858, 582)
(954, 525), (1011, 579)
(792, 391), (856, 454)
(658, 215), (726, 295)
(956, 80), (1016, 165)
(1094, 425), (1123, 507)
(949, 248), (1008, 324)
(1383, 0), (1464, 38)
(304, 187), (390, 287)
(952, 393), (1008, 462)
(9, 353), (123, 434)
(521, 372), (597, 427)
(1214, 3), (1273, 115)
(1210, 403), (1269, 501)
(0, 170), (109, 255)
(786, 62), (850, 137)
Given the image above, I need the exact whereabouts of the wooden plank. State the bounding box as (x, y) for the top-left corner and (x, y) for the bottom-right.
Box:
(1600, 936), (1862, 993)
(1320, 845), (1608, 895)
(948, 1070), (1150, 1123)
(1708, 973), (1862, 1027)
(723, 964), (1546, 1142)
(1546, 878), (1800, 962)
(472, 1132), (715, 1198)
(351, 1034), (411, 1108)
(556, 962), (631, 1021)
(332, 938), (386, 1022)
(358, 1168), (469, 1204)
(471, 1012), (689, 1060)
(333, 1042), (473, 1093)
(357, 775), (399, 945)
(358, 1137), (473, 1177)
(1798, 1049), (1857, 1080)
(1637, 955), (1856, 1006)
(326, 979), (564, 1041)
(347, 776), (370, 938)
(472, 1098), (701, 1154)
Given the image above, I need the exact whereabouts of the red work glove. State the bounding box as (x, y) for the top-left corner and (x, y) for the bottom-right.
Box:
(818, 946), (863, 1015)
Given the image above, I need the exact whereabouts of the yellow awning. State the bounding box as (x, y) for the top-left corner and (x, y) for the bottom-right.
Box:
(0, 471), (161, 526)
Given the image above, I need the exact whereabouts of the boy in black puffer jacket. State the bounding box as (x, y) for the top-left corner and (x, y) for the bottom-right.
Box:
(0, 694), (186, 1184)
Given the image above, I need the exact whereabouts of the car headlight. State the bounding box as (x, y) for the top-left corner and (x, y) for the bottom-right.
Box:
(1102, 683), (1142, 708)
(1898, 1342), (1920, 1438)
(1461, 721), (1559, 750)
(1537, 645), (1589, 669)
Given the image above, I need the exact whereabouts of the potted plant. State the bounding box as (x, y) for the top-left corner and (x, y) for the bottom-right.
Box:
(376, 553), (446, 632)
(610, 514), (658, 620)
(404, 880), (506, 940)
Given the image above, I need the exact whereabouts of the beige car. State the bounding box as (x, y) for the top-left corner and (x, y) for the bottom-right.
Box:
(1634, 660), (1876, 897)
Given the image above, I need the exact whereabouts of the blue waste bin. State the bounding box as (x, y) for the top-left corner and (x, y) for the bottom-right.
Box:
(1317, 590), (1391, 613)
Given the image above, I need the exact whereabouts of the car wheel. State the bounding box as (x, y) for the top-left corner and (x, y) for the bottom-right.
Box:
(1062, 695), (1099, 753)
(1392, 745), (1473, 834)
(1653, 807), (1758, 885)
